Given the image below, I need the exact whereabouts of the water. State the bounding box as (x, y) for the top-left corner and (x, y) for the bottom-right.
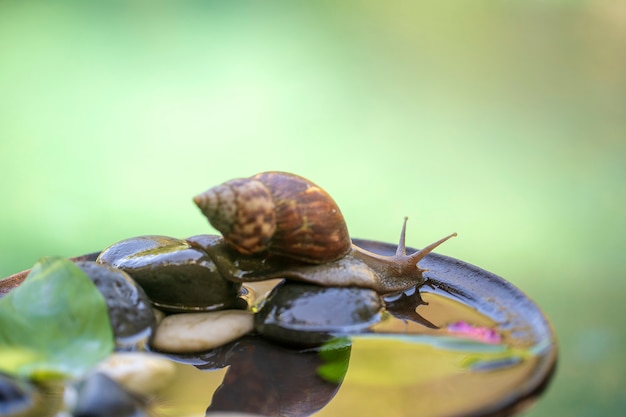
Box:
(150, 289), (551, 417)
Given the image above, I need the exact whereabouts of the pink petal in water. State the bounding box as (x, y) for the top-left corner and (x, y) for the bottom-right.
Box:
(447, 321), (502, 344)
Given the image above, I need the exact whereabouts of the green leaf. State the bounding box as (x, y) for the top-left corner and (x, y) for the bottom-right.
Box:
(317, 337), (352, 384)
(0, 257), (114, 380)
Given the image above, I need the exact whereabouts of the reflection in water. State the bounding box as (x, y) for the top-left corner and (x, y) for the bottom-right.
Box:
(204, 337), (350, 417)
(383, 286), (437, 328)
(148, 289), (550, 417)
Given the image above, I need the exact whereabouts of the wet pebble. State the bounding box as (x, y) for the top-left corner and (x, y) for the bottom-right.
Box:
(96, 352), (176, 397)
(71, 372), (148, 417)
(96, 235), (243, 313)
(0, 373), (36, 416)
(151, 310), (254, 353)
(255, 282), (383, 347)
(75, 261), (156, 350)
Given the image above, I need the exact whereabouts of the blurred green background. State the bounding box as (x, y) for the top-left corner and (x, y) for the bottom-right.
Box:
(0, 0), (624, 416)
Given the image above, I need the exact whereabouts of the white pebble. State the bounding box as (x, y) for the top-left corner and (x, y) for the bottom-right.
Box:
(152, 310), (254, 353)
(96, 352), (176, 396)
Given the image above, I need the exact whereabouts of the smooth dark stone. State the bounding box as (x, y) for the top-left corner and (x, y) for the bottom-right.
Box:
(0, 373), (35, 416)
(75, 261), (156, 350)
(97, 236), (242, 313)
(73, 373), (147, 417)
(255, 282), (383, 347)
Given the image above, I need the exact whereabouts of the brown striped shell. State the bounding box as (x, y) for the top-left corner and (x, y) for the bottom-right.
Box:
(193, 172), (352, 264)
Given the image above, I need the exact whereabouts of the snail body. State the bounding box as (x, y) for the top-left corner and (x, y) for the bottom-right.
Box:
(188, 219), (455, 294)
(192, 172), (456, 295)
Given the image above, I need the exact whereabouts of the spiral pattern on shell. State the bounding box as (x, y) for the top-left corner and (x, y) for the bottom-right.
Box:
(193, 172), (351, 264)
(193, 178), (277, 255)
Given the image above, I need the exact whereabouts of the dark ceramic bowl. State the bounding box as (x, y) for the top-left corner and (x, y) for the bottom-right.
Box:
(0, 239), (557, 417)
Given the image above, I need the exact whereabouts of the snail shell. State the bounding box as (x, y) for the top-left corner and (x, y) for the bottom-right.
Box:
(193, 172), (351, 264)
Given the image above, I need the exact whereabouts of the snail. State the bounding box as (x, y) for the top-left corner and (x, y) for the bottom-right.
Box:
(192, 171), (456, 295)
